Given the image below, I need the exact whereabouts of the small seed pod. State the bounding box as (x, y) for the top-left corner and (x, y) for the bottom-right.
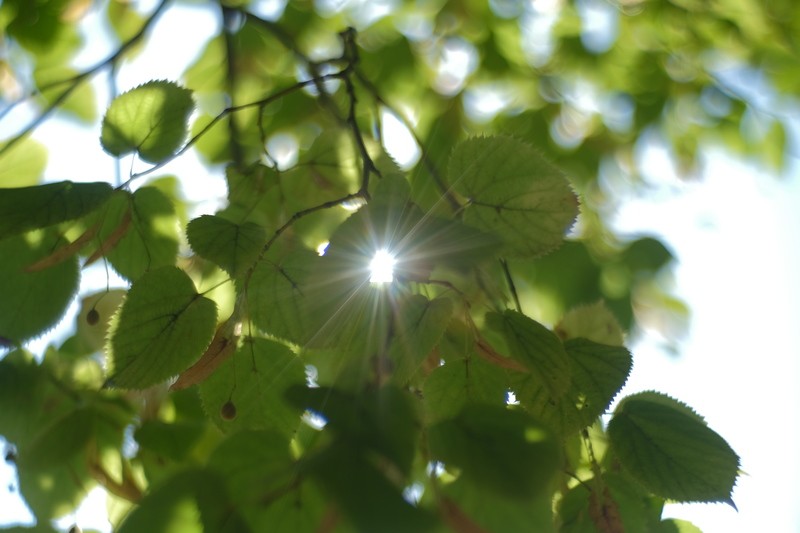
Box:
(220, 400), (237, 421)
(86, 308), (100, 326)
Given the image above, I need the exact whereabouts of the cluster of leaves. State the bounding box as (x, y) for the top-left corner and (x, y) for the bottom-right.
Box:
(0, 0), (784, 531)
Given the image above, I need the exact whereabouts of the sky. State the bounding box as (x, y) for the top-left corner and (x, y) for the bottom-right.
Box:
(1, 1), (799, 532)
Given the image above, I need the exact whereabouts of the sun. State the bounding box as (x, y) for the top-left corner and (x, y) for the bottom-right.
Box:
(369, 248), (396, 283)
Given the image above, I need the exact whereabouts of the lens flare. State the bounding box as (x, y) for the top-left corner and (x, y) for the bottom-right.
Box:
(369, 249), (396, 283)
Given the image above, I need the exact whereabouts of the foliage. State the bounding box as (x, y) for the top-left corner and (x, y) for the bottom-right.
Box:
(3, 0), (794, 530)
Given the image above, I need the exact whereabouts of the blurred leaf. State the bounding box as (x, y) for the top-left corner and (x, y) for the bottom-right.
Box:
(0, 181), (112, 239)
(428, 403), (559, 499)
(116, 469), (247, 533)
(287, 385), (420, 476)
(622, 237), (674, 274)
(18, 406), (93, 470)
(101, 80), (194, 163)
(134, 420), (207, 463)
(608, 391), (740, 505)
(34, 65), (96, 122)
(439, 479), (554, 533)
(449, 136), (578, 258)
(0, 230), (79, 343)
(556, 301), (625, 346)
(106, 266), (218, 389)
(0, 138), (48, 187)
(305, 440), (438, 533)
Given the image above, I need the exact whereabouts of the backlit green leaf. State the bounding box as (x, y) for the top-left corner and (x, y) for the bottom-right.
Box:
(487, 310), (572, 398)
(0, 181), (113, 239)
(608, 391), (740, 505)
(0, 230), (79, 343)
(428, 404), (559, 499)
(247, 246), (317, 345)
(106, 266), (217, 389)
(388, 294), (453, 384)
(199, 338), (305, 437)
(423, 357), (508, 423)
(448, 136), (578, 258)
(101, 80), (194, 164)
(187, 215), (266, 278)
(512, 338), (631, 436)
(93, 187), (179, 281)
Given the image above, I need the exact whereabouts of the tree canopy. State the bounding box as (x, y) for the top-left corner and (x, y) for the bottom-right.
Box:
(2, 0), (796, 531)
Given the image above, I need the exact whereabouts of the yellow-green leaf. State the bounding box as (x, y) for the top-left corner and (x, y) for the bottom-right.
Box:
(106, 266), (217, 389)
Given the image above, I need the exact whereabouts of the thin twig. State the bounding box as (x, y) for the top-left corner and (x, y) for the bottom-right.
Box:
(123, 71), (348, 185)
(221, 6), (245, 168)
(339, 28), (381, 196)
(499, 258), (522, 313)
(245, 11), (345, 124)
(353, 68), (461, 211)
(0, 0), (172, 157)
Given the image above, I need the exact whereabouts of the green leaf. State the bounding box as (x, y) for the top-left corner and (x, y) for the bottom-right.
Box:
(423, 357), (508, 423)
(106, 266), (217, 389)
(0, 354), (49, 444)
(116, 469), (247, 533)
(208, 430), (294, 502)
(0, 230), (79, 343)
(305, 440), (438, 533)
(287, 385), (420, 476)
(558, 472), (663, 533)
(0, 137), (48, 187)
(199, 338), (305, 437)
(34, 65), (96, 123)
(608, 391), (740, 505)
(440, 479), (554, 533)
(388, 294), (453, 384)
(487, 310), (572, 398)
(247, 246), (317, 345)
(564, 338), (631, 419)
(512, 338), (631, 436)
(18, 406), (93, 470)
(16, 452), (95, 521)
(428, 404), (559, 499)
(93, 187), (179, 281)
(448, 135), (578, 258)
(134, 420), (207, 462)
(101, 80), (194, 164)
(186, 215), (266, 278)
(0, 181), (113, 239)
